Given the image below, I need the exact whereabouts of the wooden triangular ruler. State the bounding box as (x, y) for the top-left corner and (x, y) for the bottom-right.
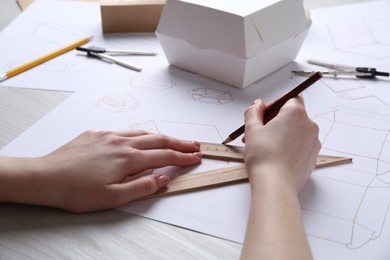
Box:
(144, 143), (352, 200)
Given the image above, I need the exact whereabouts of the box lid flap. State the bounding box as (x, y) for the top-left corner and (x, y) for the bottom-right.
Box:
(157, 0), (311, 58)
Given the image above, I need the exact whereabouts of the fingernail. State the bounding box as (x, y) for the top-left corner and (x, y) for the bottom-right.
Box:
(194, 152), (203, 159)
(192, 141), (201, 148)
(252, 99), (260, 104)
(157, 175), (170, 188)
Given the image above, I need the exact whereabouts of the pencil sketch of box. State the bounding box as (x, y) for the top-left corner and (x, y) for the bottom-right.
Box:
(301, 106), (390, 249)
(188, 88), (233, 105)
(156, 0), (311, 88)
(95, 93), (139, 113)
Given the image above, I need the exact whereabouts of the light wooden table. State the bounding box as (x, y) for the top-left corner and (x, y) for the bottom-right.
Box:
(0, 0), (376, 259)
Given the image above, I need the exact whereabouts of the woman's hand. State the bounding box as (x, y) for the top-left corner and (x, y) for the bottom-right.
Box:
(241, 96), (320, 260)
(243, 96), (321, 193)
(0, 130), (202, 213)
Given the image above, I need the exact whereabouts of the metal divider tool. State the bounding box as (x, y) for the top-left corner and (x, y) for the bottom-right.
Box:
(143, 142), (352, 200)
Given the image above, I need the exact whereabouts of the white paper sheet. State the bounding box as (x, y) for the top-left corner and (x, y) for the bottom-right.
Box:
(1, 1), (390, 259)
(0, 0), (168, 91)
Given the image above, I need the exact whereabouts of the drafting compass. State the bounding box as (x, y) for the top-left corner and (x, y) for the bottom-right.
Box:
(293, 59), (390, 79)
(76, 46), (157, 72)
(143, 142), (352, 200)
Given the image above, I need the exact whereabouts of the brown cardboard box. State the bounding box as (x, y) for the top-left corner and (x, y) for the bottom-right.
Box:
(100, 0), (165, 33)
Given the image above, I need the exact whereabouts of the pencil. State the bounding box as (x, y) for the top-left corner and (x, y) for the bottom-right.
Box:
(0, 36), (92, 82)
(222, 72), (323, 145)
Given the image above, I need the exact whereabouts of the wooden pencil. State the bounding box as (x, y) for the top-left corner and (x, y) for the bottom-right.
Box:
(222, 71), (323, 144)
(0, 36), (92, 82)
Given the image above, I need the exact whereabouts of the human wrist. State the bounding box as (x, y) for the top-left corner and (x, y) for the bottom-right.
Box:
(247, 164), (300, 196)
(0, 156), (53, 206)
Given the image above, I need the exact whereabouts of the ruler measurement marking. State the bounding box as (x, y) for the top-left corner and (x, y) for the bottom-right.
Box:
(142, 143), (352, 200)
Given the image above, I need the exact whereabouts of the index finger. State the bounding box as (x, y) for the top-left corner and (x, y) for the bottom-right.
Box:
(129, 149), (202, 173)
(244, 99), (266, 129)
(126, 134), (200, 153)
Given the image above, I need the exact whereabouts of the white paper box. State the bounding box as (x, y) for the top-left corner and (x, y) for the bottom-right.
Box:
(156, 0), (311, 88)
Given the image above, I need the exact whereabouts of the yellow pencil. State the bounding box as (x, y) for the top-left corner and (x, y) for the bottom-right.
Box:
(0, 36), (92, 82)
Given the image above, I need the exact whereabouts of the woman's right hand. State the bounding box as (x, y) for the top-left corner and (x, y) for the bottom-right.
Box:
(243, 96), (321, 193)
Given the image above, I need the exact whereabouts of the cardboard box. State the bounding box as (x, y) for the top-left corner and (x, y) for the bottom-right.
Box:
(156, 0), (311, 88)
(100, 0), (165, 33)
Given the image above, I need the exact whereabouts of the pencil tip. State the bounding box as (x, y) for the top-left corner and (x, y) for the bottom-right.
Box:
(222, 137), (232, 145)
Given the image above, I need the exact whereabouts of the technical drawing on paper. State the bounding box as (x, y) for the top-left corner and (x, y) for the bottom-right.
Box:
(188, 88), (233, 105)
(130, 75), (176, 91)
(0, 1), (164, 89)
(300, 106), (390, 248)
(129, 120), (235, 173)
(291, 70), (390, 108)
(2, 60), (71, 74)
(295, 6), (390, 107)
(319, 78), (390, 108)
(327, 14), (390, 59)
(94, 93), (139, 113)
(31, 14), (160, 51)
